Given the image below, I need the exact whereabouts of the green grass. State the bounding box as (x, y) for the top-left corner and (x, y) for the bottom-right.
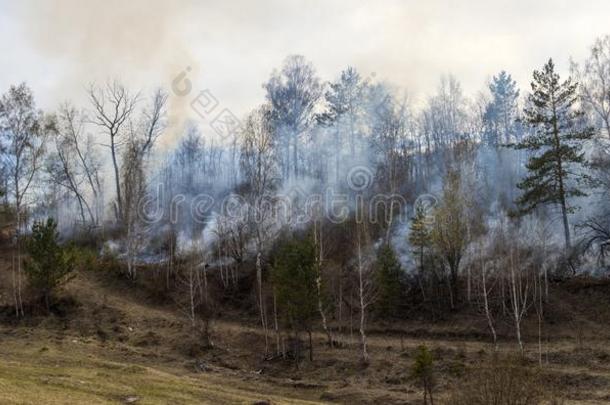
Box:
(0, 341), (324, 404)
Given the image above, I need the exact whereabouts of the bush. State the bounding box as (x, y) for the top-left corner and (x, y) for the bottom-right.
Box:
(374, 244), (403, 318)
(25, 218), (75, 311)
(449, 355), (544, 405)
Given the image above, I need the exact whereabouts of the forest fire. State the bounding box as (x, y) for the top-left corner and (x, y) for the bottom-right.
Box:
(1, 1), (610, 403)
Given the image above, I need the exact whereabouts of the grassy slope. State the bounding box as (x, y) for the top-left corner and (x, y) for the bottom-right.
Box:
(2, 263), (610, 403)
(0, 264), (328, 405)
(0, 337), (324, 405)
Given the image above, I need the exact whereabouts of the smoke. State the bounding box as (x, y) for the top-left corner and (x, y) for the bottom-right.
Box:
(19, 0), (199, 148)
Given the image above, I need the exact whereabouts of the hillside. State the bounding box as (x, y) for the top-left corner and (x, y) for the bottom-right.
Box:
(2, 255), (610, 404)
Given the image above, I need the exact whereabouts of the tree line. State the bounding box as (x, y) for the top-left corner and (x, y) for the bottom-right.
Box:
(0, 36), (609, 365)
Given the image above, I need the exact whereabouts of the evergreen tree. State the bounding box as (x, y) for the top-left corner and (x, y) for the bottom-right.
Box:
(25, 218), (75, 311)
(272, 236), (319, 361)
(484, 71), (520, 146)
(512, 59), (595, 250)
(374, 244), (403, 318)
(322, 66), (368, 177)
(411, 344), (435, 405)
(409, 206), (432, 298)
(264, 55), (323, 179)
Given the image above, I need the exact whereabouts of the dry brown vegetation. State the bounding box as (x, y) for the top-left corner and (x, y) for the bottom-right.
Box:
(2, 253), (610, 404)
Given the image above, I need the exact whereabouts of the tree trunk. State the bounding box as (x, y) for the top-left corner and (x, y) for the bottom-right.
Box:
(317, 276), (333, 347)
(14, 202), (24, 318)
(273, 288), (280, 355)
(419, 247), (427, 301)
(293, 135), (298, 178)
(110, 134), (123, 221)
(314, 221), (333, 347)
(357, 233), (368, 363)
(482, 264), (497, 351)
(308, 330), (313, 362)
(510, 264), (524, 354)
(560, 199), (572, 251)
(256, 252), (269, 355)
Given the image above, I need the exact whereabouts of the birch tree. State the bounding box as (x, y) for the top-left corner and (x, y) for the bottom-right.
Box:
(119, 90), (167, 279)
(46, 103), (101, 225)
(0, 83), (46, 317)
(572, 35), (610, 138)
(88, 80), (139, 221)
(240, 104), (278, 355)
(354, 221), (377, 363)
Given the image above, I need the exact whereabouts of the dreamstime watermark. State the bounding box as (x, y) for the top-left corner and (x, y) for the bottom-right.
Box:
(136, 165), (438, 227)
(413, 193), (438, 225)
(165, 67), (437, 227)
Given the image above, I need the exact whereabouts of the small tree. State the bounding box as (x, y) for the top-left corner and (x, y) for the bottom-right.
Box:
(432, 171), (468, 309)
(411, 344), (435, 405)
(374, 244), (403, 318)
(572, 35), (610, 139)
(24, 218), (74, 311)
(483, 71), (520, 146)
(272, 237), (318, 363)
(409, 205), (432, 300)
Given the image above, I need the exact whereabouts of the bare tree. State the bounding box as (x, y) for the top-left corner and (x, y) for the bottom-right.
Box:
(46, 103), (102, 225)
(421, 75), (468, 152)
(372, 95), (411, 242)
(175, 248), (214, 347)
(579, 215), (610, 266)
(480, 257), (498, 351)
(88, 80), (139, 221)
(119, 90), (167, 279)
(507, 248), (532, 354)
(122, 140), (146, 279)
(572, 36), (610, 138)
(240, 104), (279, 355)
(354, 221), (377, 363)
(313, 213), (333, 347)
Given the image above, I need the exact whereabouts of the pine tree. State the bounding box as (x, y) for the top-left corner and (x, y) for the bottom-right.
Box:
(484, 71), (520, 146)
(512, 58), (595, 251)
(374, 244), (403, 318)
(410, 206), (432, 276)
(411, 344), (435, 405)
(272, 237), (319, 362)
(25, 218), (75, 311)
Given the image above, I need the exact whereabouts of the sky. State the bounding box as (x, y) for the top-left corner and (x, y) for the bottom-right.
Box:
(0, 0), (608, 126)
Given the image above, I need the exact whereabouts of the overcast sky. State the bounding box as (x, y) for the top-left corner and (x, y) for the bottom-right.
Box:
(1, 0), (608, 119)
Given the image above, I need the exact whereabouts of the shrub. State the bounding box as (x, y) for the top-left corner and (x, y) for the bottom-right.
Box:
(25, 218), (75, 311)
(449, 355), (544, 405)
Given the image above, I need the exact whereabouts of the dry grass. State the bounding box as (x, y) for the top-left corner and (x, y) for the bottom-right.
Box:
(0, 337), (324, 404)
(2, 264), (610, 404)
